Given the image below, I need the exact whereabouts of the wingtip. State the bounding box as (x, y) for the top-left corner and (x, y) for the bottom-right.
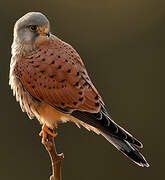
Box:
(134, 153), (150, 168)
(143, 162), (150, 168)
(136, 158), (150, 168)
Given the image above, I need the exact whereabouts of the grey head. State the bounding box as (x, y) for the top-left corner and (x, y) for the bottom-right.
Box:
(13, 12), (51, 46)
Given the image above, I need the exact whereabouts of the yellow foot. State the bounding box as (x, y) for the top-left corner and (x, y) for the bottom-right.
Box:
(39, 124), (57, 147)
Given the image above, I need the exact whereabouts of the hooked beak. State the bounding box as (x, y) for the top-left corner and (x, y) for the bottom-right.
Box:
(45, 31), (50, 37)
(38, 26), (50, 37)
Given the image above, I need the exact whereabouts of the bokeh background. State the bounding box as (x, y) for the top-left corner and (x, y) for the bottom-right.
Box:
(0, 0), (164, 179)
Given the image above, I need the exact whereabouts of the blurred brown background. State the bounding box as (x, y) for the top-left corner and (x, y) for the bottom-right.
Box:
(0, 0), (164, 179)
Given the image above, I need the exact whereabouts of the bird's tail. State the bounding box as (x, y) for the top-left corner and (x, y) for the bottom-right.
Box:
(71, 106), (150, 167)
(101, 132), (150, 167)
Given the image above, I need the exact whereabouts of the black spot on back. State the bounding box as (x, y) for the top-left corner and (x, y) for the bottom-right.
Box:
(76, 72), (80, 76)
(50, 75), (54, 78)
(95, 95), (99, 100)
(83, 81), (88, 87)
(79, 97), (83, 102)
(61, 102), (65, 106)
(73, 102), (77, 105)
(36, 55), (40, 58)
(74, 82), (79, 86)
(58, 65), (62, 69)
(95, 102), (100, 107)
(79, 91), (83, 95)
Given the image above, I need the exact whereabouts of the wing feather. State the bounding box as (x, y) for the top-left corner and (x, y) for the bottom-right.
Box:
(15, 36), (103, 113)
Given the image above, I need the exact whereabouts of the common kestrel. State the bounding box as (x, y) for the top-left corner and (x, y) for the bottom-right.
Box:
(9, 12), (149, 167)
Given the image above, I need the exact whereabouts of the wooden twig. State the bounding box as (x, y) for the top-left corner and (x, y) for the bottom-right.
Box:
(43, 133), (64, 180)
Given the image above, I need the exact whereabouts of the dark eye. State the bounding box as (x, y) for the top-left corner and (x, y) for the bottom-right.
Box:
(29, 25), (38, 31)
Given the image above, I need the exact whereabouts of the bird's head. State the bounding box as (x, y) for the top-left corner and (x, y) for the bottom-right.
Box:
(13, 12), (51, 47)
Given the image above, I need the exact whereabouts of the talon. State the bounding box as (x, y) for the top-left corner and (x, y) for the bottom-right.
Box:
(39, 124), (57, 146)
(39, 131), (43, 137)
(40, 124), (57, 137)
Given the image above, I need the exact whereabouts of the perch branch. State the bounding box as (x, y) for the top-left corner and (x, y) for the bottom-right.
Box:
(43, 132), (64, 180)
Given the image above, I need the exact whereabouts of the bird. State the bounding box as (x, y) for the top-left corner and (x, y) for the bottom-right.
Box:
(9, 12), (149, 168)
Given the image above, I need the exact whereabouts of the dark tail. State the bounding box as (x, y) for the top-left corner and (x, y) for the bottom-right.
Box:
(71, 105), (150, 167)
(101, 132), (150, 167)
